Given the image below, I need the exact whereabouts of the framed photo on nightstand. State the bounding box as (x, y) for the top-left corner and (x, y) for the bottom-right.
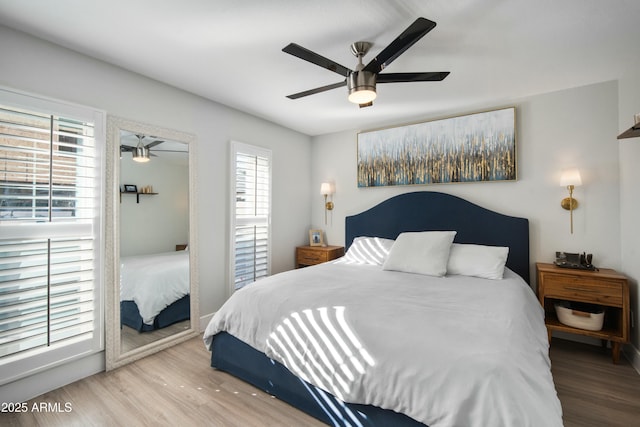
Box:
(309, 229), (323, 246)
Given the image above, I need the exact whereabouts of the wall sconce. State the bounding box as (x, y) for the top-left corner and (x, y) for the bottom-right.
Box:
(320, 182), (334, 225)
(560, 168), (582, 234)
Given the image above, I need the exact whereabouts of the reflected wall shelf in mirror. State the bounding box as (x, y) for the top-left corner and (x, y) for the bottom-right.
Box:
(105, 115), (199, 371)
(119, 191), (159, 203)
(617, 113), (640, 139)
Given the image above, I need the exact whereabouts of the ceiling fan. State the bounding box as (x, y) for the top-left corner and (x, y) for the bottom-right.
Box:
(120, 134), (164, 163)
(283, 17), (450, 108)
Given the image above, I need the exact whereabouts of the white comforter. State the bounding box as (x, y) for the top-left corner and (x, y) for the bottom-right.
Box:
(203, 261), (563, 427)
(120, 251), (189, 325)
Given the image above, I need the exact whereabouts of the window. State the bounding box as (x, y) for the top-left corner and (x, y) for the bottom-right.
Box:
(230, 141), (271, 291)
(0, 88), (104, 384)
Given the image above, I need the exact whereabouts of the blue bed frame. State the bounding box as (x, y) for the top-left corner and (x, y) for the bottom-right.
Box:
(210, 191), (530, 426)
(345, 191), (530, 283)
(121, 294), (190, 332)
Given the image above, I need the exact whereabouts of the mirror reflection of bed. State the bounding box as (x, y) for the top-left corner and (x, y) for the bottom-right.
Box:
(119, 247), (191, 352)
(119, 131), (190, 352)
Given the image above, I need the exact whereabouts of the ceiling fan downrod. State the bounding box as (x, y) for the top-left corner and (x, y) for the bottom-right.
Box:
(348, 42), (376, 106)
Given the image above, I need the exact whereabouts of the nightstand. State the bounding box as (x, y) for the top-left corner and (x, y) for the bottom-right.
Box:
(536, 262), (629, 363)
(296, 245), (344, 268)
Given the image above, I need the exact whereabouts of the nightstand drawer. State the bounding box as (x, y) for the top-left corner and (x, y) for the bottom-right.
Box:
(296, 245), (344, 268)
(543, 273), (623, 306)
(297, 248), (328, 264)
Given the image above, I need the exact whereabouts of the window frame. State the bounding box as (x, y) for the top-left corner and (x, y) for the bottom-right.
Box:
(229, 141), (272, 295)
(0, 87), (105, 385)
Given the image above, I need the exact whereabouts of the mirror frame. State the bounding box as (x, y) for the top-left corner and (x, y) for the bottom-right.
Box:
(105, 115), (199, 371)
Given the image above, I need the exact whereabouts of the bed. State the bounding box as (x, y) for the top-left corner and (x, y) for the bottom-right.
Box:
(203, 191), (562, 426)
(120, 249), (190, 332)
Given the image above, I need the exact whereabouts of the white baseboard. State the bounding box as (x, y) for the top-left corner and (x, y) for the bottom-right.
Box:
(623, 342), (640, 375)
(199, 312), (215, 332)
(0, 351), (105, 403)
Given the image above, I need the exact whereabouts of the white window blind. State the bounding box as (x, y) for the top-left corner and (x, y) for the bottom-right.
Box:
(230, 142), (271, 290)
(0, 89), (103, 383)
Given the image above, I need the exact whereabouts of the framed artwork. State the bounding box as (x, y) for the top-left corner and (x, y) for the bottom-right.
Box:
(357, 107), (516, 187)
(309, 229), (323, 246)
(123, 184), (137, 193)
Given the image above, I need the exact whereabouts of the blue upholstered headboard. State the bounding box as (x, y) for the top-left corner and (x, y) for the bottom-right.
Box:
(345, 191), (530, 283)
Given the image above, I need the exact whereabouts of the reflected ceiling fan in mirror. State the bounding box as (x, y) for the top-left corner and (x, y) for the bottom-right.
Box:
(120, 134), (164, 163)
(283, 17), (450, 108)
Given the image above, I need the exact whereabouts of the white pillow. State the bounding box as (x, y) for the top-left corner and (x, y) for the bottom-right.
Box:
(382, 231), (456, 277)
(343, 236), (395, 265)
(446, 243), (509, 279)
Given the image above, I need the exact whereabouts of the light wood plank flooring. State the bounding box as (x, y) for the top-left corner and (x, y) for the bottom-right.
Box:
(4, 337), (640, 426)
(550, 339), (640, 427)
(121, 320), (191, 353)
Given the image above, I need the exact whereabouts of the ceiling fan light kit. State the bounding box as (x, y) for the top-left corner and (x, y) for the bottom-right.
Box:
(283, 17), (449, 107)
(121, 134), (165, 163)
(348, 71), (377, 105)
(132, 144), (150, 163)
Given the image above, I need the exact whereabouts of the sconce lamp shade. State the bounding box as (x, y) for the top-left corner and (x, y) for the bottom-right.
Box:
(560, 169), (582, 187)
(320, 182), (334, 195)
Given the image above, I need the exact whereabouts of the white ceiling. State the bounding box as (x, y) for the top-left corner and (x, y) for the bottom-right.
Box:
(1, 0), (639, 136)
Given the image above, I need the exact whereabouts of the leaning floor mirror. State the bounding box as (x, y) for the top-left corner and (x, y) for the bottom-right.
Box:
(105, 116), (199, 371)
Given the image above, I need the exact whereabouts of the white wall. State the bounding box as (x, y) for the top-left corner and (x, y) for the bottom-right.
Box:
(0, 25), (312, 401)
(120, 154), (189, 257)
(312, 81), (621, 285)
(618, 68), (640, 367)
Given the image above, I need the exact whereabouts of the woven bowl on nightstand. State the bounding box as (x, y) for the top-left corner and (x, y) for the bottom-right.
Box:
(555, 301), (605, 331)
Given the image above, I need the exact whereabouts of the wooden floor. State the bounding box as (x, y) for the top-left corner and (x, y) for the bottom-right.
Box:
(4, 337), (640, 426)
(121, 320), (191, 353)
(549, 339), (640, 427)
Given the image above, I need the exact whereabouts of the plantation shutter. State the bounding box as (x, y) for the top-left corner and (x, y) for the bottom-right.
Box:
(231, 142), (271, 290)
(0, 89), (103, 383)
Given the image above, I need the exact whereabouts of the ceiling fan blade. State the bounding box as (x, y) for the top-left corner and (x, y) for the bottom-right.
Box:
(145, 140), (164, 148)
(120, 145), (134, 152)
(283, 43), (352, 77)
(377, 71), (450, 83)
(363, 17), (437, 74)
(286, 80), (347, 99)
(151, 150), (188, 153)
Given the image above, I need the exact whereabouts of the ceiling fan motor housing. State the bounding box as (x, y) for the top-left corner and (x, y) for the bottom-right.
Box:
(348, 71), (377, 103)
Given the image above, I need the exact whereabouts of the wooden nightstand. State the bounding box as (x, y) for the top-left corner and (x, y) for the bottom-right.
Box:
(296, 245), (344, 268)
(536, 262), (629, 363)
